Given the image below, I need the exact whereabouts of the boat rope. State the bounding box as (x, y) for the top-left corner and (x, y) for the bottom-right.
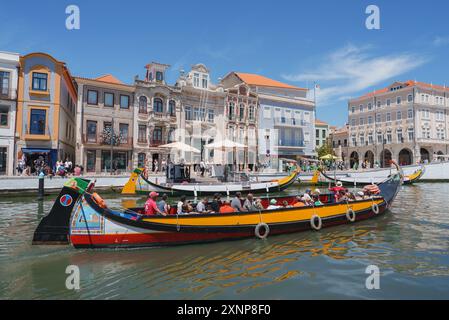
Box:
(79, 200), (94, 248)
(176, 213), (180, 232)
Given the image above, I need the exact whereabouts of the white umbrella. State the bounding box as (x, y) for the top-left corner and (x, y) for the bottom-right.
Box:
(204, 138), (246, 149)
(159, 141), (201, 153)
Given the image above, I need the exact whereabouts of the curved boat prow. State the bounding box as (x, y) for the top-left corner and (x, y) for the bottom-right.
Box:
(377, 161), (403, 206)
(121, 168), (143, 195)
(32, 178), (91, 245)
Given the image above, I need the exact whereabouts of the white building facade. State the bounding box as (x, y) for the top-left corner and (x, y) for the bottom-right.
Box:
(0, 52), (20, 175)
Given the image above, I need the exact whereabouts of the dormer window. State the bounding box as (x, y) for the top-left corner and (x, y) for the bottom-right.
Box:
(202, 74), (208, 89)
(193, 73), (200, 87)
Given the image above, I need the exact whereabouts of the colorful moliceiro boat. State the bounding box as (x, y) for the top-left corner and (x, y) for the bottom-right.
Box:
(121, 168), (299, 196)
(317, 166), (424, 186)
(33, 165), (403, 249)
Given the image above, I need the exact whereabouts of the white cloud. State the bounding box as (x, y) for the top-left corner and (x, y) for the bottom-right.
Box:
(282, 44), (428, 106)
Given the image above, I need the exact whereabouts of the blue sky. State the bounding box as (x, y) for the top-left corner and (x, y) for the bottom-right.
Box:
(1, 0), (449, 126)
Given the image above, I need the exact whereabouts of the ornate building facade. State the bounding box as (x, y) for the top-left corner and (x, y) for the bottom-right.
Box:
(347, 81), (449, 168)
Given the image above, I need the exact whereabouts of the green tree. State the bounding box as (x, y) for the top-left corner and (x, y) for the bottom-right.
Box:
(316, 143), (334, 159)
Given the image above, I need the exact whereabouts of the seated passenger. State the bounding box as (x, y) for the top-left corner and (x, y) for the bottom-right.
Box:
(144, 192), (166, 216)
(243, 193), (257, 211)
(196, 197), (210, 214)
(231, 192), (244, 212)
(355, 191), (366, 200)
(177, 196), (188, 215)
(313, 195), (323, 206)
(267, 199), (281, 210)
(282, 200), (292, 208)
(253, 198), (264, 210)
(329, 181), (347, 202)
(293, 196), (306, 207)
(219, 200), (236, 214)
(157, 194), (170, 215)
(210, 193), (222, 213)
(302, 194), (314, 206)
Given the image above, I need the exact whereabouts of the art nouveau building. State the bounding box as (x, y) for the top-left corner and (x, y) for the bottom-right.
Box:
(176, 64), (227, 165)
(16, 52), (77, 173)
(0, 51), (19, 175)
(74, 75), (134, 173)
(348, 81), (449, 168)
(133, 62), (182, 170)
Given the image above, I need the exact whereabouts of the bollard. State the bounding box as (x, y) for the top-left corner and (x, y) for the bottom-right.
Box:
(38, 172), (45, 201)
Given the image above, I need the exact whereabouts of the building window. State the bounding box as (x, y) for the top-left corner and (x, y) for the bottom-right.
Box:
(368, 103), (372, 110)
(193, 107), (200, 120)
(322, 129), (326, 138)
(397, 96), (402, 105)
(138, 125), (147, 143)
(407, 94), (413, 102)
(120, 95), (130, 109)
(249, 105), (255, 120)
(437, 128), (445, 140)
(169, 100), (176, 115)
(351, 118), (356, 127)
(408, 128), (414, 141)
(137, 153), (146, 167)
(359, 105), (364, 112)
(360, 134), (365, 145)
(239, 104), (245, 121)
(316, 129), (320, 138)
(228, 103), (235, 120)
(0, 106), (8, 126)
(0, 71), (10, 95)
(193, 73), (200, 87)
(119, 123), (129, 143)
(377, 132), (383, 144)
(386, 131), (392, 144)
(397, 111), (402, 120)
(32, 72), (48, 91)
(156, 71), (163, 82)
(87, 90), (98, 105)
(377, 101), (381, 108)
(208, 109), (214, 123)
(359, 117), (365, 125)
(139, 96), (147, 114)
(386, 99), (391, 107)
(386, 113), (391, 122)
(368, 133), (374, 144)
(153, 98), (163, 113)
(29, 109), (46, 135)
(263, 107), (270, 119)
(86, 120), (97, 142)
(104, 92), (114, 107)
(202, 74), (208, 89)
(86, 150), (96, 172)
(368, 116), (373, 124)
(397, 129), (403, 143)
(351, 106), (356, 113)
(185, 106), (192, 120)
(408, 109), (413, 119)
(421, 109), (430, 119)
(422, 126), (431, 139)
(376, 114), (381, 123)
(436, 111), (445, 121)
(152, 127), (163, 143)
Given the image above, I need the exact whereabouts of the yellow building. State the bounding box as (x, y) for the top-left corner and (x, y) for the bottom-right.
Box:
(16, 52), (77, 173)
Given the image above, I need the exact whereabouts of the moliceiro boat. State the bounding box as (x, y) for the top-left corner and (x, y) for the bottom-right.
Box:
(121, 168), (299, 196)
(33, 164), (403, 249)
(318, 166), (424, 186)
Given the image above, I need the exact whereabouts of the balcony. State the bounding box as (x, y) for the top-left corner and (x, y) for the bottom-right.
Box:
(149, 139), (163, 147)
(278, 139), (305, 148)
(273, 118), (306, 127)
(82, 134), (133, 147)
(0, 88), (17, 100)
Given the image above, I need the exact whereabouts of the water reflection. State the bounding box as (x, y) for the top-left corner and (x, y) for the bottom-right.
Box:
(1, 184), (449, 299)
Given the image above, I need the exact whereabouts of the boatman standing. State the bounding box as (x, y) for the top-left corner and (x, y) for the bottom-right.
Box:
(144, 192), (166, 216)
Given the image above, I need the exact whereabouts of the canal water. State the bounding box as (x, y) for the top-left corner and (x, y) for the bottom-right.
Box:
(1, 183), (449, 299)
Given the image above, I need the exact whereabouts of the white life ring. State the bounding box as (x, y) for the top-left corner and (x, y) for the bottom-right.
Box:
(372, 203), (380, 215)
(310, 215), (322, 231)
(346, 208), (356, 222)
(255, 223), (270, 239)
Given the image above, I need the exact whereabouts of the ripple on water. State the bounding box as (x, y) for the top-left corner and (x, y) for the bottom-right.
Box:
(1, 184), (449, 299)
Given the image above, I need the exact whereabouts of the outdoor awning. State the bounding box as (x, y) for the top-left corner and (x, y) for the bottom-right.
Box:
(21, 148), (52, 153)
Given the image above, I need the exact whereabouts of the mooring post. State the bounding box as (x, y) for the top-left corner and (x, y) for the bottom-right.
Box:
(38, 172), (45, 201)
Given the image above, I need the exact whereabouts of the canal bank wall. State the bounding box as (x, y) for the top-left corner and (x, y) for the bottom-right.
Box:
(0, 174), (166, 197)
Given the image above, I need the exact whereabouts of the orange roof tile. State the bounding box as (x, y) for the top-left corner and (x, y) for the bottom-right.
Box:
(355, 80), (449, 100)
(235, 72), (306, 91)
(315, 119), (328, 125)
(95, 74), (124, 85)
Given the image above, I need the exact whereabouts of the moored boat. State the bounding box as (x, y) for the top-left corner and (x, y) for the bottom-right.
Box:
(32, 164), (403, 249)
(122, 168), (299, 196)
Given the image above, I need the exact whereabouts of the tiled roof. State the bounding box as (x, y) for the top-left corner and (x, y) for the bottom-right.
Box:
(95, 74), (124, 84)
(355, 80), (449, 100)
(315, 119), (328, 125)
(235, 72), (306, 90)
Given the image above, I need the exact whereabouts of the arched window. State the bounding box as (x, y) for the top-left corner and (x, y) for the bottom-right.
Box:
(139, 96), (147, 114)
(228, 102), (235, 120)
(168, 100), (176, 116)
(154, 98), (163, 113)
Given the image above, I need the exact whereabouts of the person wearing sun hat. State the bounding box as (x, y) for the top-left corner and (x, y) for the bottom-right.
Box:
(267, 199), (281, 210)
(329, 181), (347, 203)
(144, 191), (166, 216)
